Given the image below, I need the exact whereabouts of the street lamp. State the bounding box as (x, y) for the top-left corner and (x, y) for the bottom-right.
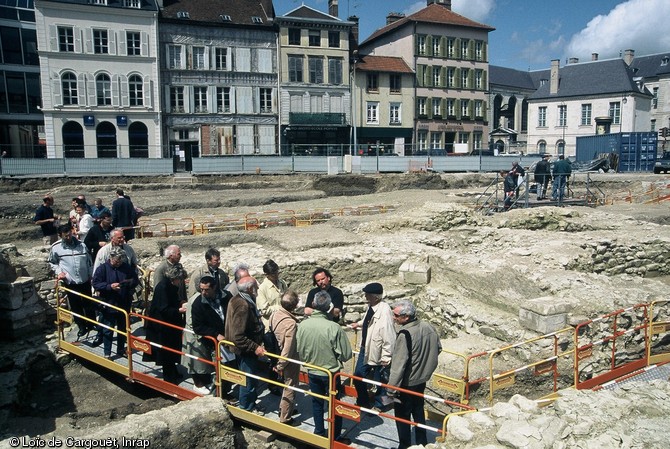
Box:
(621, 95), (627, 133)
(559, 102), (566, 155)
(350, 50), (358, 156)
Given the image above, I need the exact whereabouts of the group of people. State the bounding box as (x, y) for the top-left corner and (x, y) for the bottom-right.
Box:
(34, 189), (139, 248)
(501, 155), (573, 210)
(45, 196), (443, 448)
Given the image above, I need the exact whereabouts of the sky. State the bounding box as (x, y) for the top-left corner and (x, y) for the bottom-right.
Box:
(273, 0), (670, 71)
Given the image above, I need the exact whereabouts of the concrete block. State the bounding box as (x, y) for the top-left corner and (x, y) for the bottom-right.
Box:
(399, 260), (431, 284)
(518, 296), (569, 334)
(255, 430), (276, 443)
(0, 277), (37, 310)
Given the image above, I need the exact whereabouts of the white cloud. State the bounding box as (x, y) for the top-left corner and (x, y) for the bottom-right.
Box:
(565, 0), (670, 61)
(452, 0), (496, 23)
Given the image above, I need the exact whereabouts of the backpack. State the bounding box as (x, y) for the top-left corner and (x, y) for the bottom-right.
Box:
(262, 316), (289, 367)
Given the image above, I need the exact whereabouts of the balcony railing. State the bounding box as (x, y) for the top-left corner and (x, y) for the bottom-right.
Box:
(289, 112), (346, 125)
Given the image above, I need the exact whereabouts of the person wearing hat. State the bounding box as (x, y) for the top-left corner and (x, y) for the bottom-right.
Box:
(533, 154), (552, 200)
(350, 282), (395, 411)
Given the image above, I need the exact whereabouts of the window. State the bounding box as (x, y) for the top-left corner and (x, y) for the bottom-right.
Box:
(328, 58), (342, 85)
(538, 140), (547, 153)
(366, 73), (378, 92)
(558, 104), (567, 127)
(93, 29), (108, 54)
(251, 16), (263, 24)
(124, 0), (141, 7)
(328, 31), (340, 48)
(310, 95), (322, 113)
(653, 87), (658, 109)
(390, 74), (401, 93)
(366, 102), (379, 124)
(58, 26), (74, 52)
(170, 86), (184, 112)
(22, 29), (39, 65)
(308, 30), (320, 47)
(447, 68), (455, 87)
(580, 103), (592, 126)
(473, 132), (482, 150)
(259, 88), (272, 113)
(1, 28), (22, 64)
(460, 39), (469, 59)
(475, 41), (483, 61)
(538, 106), (547, 127)
(62, 72), (78, 105)
(308, 56), (323, 83)
(432, 98), (441, 117)
(216, 87), (230, 112)
(192, 46), (205, 69)
(288, 55), (303, 82)
(128, 75), (143, 106)
(193, 87), (207, 113)
(433, 66), (441, 87)
(459, 132), (469, 144)
(96, 73), (111, 105)
(215, 48), (228, 70)
(446, 99), (455, 117)
(461, 68), (469, 89)
(609, 101), (621, 124)
(432, 38), (440, 57)
(177, 11), (190, 19)
(126, 31), (140, 56)
(461, 99), (469, 118)
(447, 38), (455, 58)
(288, 28), (301, 45)
(389, 103), (401, 124)
(168, 45), (182, 69)
(475, 100), (483, 118)
(430, 132), (441, 149)
(416, 35), (426, 56)
(417, 132), (427, 152)
(417, 97), (426, 116)
(651, 119), (656, 132)
(220, 15), (231, 22)
(475, 70), (483, 89)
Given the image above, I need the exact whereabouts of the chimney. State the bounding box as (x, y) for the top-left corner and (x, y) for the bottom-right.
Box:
(568, 57), (579, 64)
(328, 0), (338, 18)
(623, 49), (635, 66)
(427, 0), (452, 9)
(386, 12), (405, 25)
(348, 15), (359, 48)
(550, 59), (560, 95)
(591, 53), (599, 61)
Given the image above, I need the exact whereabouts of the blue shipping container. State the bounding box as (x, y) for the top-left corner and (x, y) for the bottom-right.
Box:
(576, 132), (658, 172)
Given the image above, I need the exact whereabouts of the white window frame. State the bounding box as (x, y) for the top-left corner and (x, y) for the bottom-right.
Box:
(126, 31), (141, 56)
(193, 86), (207, 113)
(389, 103), (401, 125)
(366, 102), (379, 124)
(538, 106), (547, 127)
(580, 103), (592, 126)
(216, 86), (231, 113)
(168, 45), (183, 69)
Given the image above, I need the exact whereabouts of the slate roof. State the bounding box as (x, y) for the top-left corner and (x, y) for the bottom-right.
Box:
(160, 0), (275, 26)
(529, 59), (651, 100)
(630, 53), (670, 78)
(38, 0), (158, 11)
(489, 66), (537, 91)
(361, 3), (494, 47)
(355, 55), (413, 74)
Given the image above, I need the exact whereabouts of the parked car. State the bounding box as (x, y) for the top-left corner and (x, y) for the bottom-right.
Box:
(654, 151), (670, 174)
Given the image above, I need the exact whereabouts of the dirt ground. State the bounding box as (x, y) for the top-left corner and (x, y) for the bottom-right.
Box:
(1, 171), (670, 443)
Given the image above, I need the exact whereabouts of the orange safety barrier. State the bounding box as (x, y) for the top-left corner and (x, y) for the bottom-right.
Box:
(574, 304), (649, 390)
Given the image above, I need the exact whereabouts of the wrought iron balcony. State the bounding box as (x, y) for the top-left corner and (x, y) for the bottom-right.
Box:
(289, 112), (346, 125)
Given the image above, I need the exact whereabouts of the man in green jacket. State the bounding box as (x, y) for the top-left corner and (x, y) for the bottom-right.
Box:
(388, 300), (442, 449)
(297, 291), (352, 444)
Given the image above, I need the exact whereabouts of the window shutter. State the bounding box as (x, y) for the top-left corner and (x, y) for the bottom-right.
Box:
(119, 31), (127, 56)
(120, 75), (129, 107)
(52, 74), (62, 106)
(454, 68), (461, 88)
(49, 25), (58, 51)
(86, 75), (95, 106)
(74, 28), (83, 53)
(426, 35), (433, 57)
(111, 74), (120, 107)
(229, 87), (236, 113)
(108, 30), (117, 56)
(141, 32), (149, 57)
(85, 29), (93, 54)
(426, 66), (433, 87)
(143, 78), (151, 107)
(77, 73), (87, 105)
(427, 98), (433, 119)
(483, 71), (488, 91)
(417, 65), (424, 88)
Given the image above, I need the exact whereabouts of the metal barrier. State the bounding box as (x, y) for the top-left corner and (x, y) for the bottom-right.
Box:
(574, 304), (649, 390)
(648, 300), (670, 365)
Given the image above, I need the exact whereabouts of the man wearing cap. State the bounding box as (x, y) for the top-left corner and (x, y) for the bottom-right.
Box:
(533, 154), (552, 200)
(351, 282), (395, 410)
(297, 290), (352, 443)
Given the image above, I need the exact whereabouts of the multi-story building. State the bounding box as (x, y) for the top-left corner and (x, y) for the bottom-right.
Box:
(353, 54), (414, 155)
(35, 0), (162, 158)
(630, 51), (670, 141)
(276, 1), (354, 155)
(159, 0), (277, 165)
(490, 52), (653, 157)
(358, 0), (494, 155)
(0, 1), (43, 157)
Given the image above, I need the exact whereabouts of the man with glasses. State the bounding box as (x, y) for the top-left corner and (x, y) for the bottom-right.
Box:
(387, 300), (441, 449)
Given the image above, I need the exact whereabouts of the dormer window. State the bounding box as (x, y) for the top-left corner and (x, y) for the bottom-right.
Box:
(220, 14), (231, 22)
(177, 11), (190, 19)
(662, 56), (670, 66)
(251, 16), (263, 24)
(90, 0), (107, 4)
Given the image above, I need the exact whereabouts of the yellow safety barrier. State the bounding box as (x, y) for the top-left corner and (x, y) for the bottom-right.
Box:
(648, 299), (670, 365)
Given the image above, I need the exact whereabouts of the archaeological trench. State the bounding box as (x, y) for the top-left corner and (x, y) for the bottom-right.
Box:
(1, 172), (669, 448)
